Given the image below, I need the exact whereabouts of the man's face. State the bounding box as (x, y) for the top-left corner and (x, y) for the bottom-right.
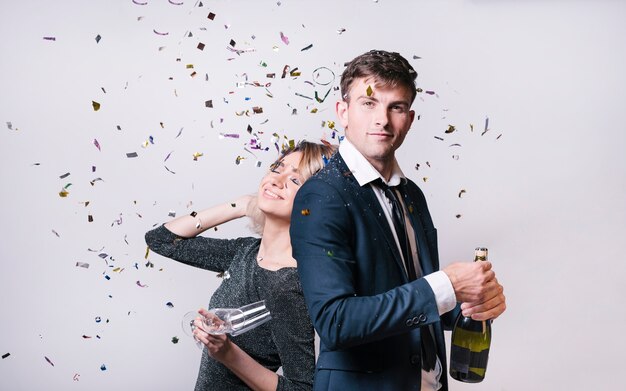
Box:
(336, 77), (415, 170)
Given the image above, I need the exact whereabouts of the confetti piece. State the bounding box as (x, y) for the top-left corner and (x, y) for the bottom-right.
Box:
(312, 67), (335, 86)
(168, 210), (176, 217)
(111, 214), (123, 226)
(456, 214), (462, 219)
(132, 0), (148, 4)
(88, 215), (94, 222)
(166, 302), (174, 308)
(301, 209), (310, 216)
(100, 364), (107, 371)
(171, 336), (179, 344)
(153, 30), (169, 36)
(136, 281), (148, 288)
(280, 32), (290, 45)
(126, 152), (138, 158)
(59, 172), (70, 179)
(458, 189), (466, 198)
(197, 42), (205, 50)
(168, 0), (184, 4)
(192, 152), (203, 160)
(366, 85), (373, 96)
(164, 166), (176, 174)
(94, 139), (101, 151)
(295, 92), (313, 100)
(207, 12), (216, 20)
(92, 101), (101, 111)
(73, 374), (80, 381)
(327, 250), (334, 257)
(229, 39), (236, 47)
(2, 353), (10, 359)
(95, 34), (101, 43)
(434, 136), (444, 141)
(337, 28), (346, 34)
(76, 262), (90, 268)
(301, 43), (313, 51)
(6, 122), (13, 130)
(45, 356), (55, 366)
(315, 88), (332, 103)
(43, 36), (56, 41)
(52, 229), (60, 237)
(445, 125), (456, 134)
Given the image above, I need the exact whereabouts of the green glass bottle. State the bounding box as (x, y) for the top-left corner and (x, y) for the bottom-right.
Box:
(449, 247), (492, 383)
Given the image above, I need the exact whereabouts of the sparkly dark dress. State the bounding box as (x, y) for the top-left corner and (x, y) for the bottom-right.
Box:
(145, 225), (315, 391)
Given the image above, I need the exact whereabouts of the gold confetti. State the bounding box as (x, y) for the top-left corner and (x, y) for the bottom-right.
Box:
(301, 209), (310, 216)
(92, 101), (101, 111)
(366, 85), (373, 96)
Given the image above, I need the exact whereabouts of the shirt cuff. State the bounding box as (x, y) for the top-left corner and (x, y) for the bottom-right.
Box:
(424, 271), (457, 315)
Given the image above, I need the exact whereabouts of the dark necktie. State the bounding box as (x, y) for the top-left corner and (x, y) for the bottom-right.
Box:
(374, 179), (437, 372)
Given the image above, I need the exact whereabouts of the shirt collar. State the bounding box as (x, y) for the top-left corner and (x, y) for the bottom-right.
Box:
(339, 138), (406, 187)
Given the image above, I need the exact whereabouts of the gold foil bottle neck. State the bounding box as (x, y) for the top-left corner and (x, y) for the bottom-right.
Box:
(474, 247), (488, 262)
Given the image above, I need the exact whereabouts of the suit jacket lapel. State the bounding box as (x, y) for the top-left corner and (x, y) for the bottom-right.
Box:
(333, 154), (409, 282)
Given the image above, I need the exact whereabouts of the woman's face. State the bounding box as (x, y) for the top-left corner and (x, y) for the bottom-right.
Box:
(257, 151), (304, 222)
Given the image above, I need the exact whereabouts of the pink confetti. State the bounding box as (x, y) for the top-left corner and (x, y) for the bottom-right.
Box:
(136, 281), (148, 288)
(93, 139), (101, 151)
(153, 29), (169, 36)
(280, 32), (289, 45)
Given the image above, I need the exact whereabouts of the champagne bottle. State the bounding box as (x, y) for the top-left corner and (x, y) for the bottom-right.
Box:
(449, 247), (492, 383)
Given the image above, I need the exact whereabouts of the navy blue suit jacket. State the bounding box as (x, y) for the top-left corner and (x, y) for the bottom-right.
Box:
(290, 152), (460, 391)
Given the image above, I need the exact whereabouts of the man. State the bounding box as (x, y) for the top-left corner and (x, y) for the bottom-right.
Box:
(290, 50), (506, 390)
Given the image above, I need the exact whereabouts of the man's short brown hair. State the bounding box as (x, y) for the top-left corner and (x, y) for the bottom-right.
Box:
(340, 50), (418, 104)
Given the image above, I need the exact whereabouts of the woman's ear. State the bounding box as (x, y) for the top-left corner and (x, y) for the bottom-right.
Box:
(336, 100), (349, 128)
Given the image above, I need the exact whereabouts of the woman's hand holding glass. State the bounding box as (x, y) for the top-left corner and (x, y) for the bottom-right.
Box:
(182, 300), (272, 350)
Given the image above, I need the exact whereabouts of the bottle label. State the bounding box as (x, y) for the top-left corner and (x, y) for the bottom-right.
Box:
(450, 345), (490, 374)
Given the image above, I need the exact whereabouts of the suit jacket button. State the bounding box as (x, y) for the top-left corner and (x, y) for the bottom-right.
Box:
(410, 354), (420, 366)
(405, 319), (414, 326)
(418, 313), (427, 322)
(412, 316), (420, 324)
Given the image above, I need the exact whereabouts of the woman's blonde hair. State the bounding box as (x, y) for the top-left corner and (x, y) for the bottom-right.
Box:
(248, 140), (337, 234)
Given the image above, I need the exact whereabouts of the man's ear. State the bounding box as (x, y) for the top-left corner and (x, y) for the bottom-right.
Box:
(336, 100), (349, 128)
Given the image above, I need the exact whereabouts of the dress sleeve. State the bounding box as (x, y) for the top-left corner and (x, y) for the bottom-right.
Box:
(144, 224), (253, 273)
(267, 272), (315, 391)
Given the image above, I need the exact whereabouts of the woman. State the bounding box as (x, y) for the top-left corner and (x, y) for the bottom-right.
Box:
(145, 141), (336, 391)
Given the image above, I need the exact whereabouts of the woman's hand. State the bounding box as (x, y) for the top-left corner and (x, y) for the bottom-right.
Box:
(193, 308), (233, 363)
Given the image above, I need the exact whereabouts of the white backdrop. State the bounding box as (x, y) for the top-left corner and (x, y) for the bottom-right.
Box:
(1, 1), (625, 390)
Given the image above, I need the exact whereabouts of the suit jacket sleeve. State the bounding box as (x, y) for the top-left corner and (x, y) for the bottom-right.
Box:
(290, 178), (442, 351)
